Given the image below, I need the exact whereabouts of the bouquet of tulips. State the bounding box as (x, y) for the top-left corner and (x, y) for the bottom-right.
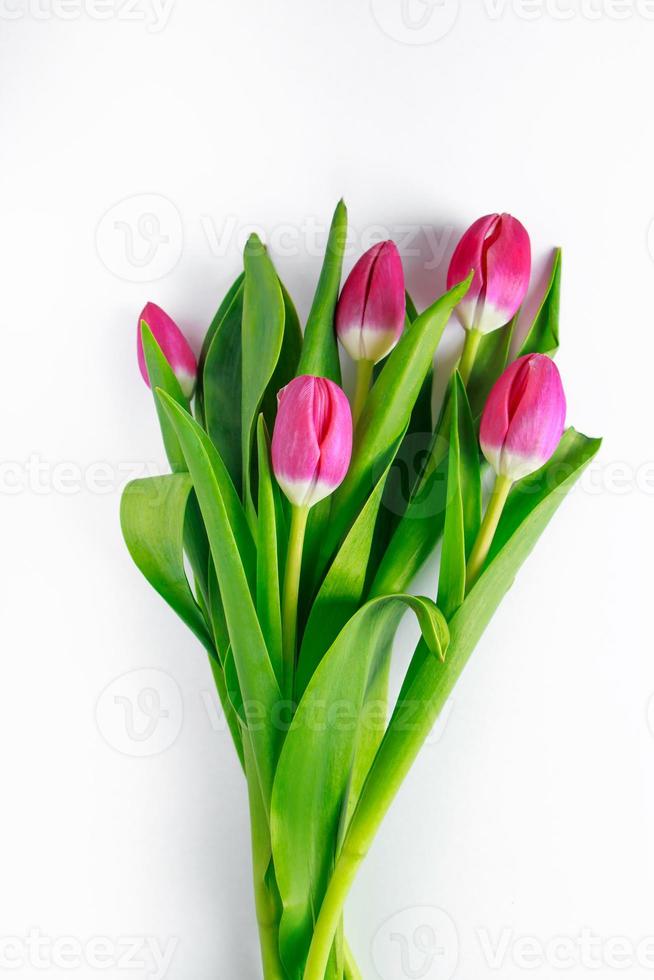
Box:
(121, 203), (599, 980)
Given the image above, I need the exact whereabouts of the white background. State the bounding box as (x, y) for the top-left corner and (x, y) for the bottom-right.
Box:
(1, 1), (653, 978)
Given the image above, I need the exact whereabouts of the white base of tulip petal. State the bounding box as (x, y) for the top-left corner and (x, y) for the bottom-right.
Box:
(458, 299), (512, 336)
(338, 324), (400, 365)
(488, 448), (548, 483)
(175, 369), (196, 399)
(276, 474), (335, 509)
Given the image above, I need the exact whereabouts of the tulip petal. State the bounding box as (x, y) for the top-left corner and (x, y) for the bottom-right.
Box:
(272, 375), (353, 508)
(447, 214), (499, 330)
(501, 357), (566, 480)
(477, 215), (531, 334)
(447, 213), (531, 335)
(336, 241), (405, 363)
(480, 354), (566, 481)
(138, 302), (197, 398)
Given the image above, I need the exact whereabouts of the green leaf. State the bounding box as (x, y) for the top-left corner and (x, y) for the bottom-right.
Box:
(318, 276), (471, 579)
(271, 594), (448, 978)
(196, 273), (245, 423)
(201, 273), (245, 364)
(338, 428), (601, 877)
(201, 278), (245, 493)
(120, 473), (212, 651)
(373, 288), (431, 432)
(241, 235), (286, 509)
(296, 457), (395, 696)
(518, 248), (561, 358)
(209, 655), (245, 771)
(140, 323), (189, 472)
(437, 374), (481, 620)
(158, 391), (256, 591)
(405, 290), (418, 323)
(368, 429), (448, 600)
(371, 291), (433, 560)
(261, 279), (303, 431)
(256, 416), (283, 689)
(337, 642), (391, 848)
(466, 316), (515, 423)
(183, 494), (211, 609)
(158, 391), (282, 806)
(121, 473), (245, 767)
(297, 199), (347, 384)
(206, 560), (230, 659)
(140, 323), (213, 603)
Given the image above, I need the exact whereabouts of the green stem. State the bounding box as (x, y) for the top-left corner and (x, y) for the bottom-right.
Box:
(208, 657), (245, 770)
(343, 939), (363, 980)
(458, 327), (482, 386)
(282, 504), (309, 696)
(465, 473), (512, 591)
(303, 850), (361, 980)
(352, 359), (374, 425)
(255, 891), (285, 980)
(243, 738), (285, 980)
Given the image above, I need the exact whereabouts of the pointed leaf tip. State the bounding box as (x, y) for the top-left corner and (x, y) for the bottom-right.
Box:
(245, 232), (266, 256)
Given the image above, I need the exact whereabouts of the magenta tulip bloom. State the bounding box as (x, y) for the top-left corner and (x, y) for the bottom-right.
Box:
(272, 375), (353, 509)
(447, 214), (531, 335)
(335, 241), (405, 364)
(480, 354), (566, 482)
(137, 302), (197, 398)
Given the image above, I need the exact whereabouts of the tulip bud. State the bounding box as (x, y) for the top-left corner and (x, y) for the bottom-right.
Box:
(447, 213), (531, 335)
(272, 375), (353, 509)
(480, 354), (566, 482)
(335, 241), (405, 364)
(137, 302), (197, 398)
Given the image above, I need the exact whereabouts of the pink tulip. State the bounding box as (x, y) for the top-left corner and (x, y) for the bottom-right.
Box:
(480, 354), (566, 481)
(137, 302), (197, 398)
(272, 375), (353, 508)
(335, 241), (405, 364)
(447, 214), (531, 334)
